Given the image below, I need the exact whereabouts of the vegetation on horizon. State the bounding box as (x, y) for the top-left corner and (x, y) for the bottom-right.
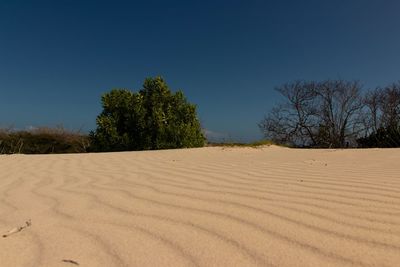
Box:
(0, 77), (205, 154)
(2, 77), (400, 154)
(0, 127), (89, 154)
(89, 77), (205, 152)
(207, 140), (278, 148)
(260, 80), (400, 148)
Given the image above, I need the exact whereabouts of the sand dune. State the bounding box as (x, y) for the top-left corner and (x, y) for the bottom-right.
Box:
(0, 146), (399, 266)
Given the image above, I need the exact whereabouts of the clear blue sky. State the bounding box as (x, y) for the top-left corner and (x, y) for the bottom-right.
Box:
(1, 0), (400, 142)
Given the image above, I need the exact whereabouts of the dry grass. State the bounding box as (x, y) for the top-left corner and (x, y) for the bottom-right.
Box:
(0, 126), (89, 154)
(207, 140), (282, 148)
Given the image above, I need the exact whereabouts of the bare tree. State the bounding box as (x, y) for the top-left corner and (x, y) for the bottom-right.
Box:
(363, 88), (382, 135)
(316, 80), (364, 147)
(358, 83), (400, 147)
(379, 83), (400, 129)
(260, 80), (364, 148)
(259, 81), (319, 146)
(362, 82), (400, 134)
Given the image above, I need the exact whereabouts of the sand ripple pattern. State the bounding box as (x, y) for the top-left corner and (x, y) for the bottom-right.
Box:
(0, 147), (399, 266)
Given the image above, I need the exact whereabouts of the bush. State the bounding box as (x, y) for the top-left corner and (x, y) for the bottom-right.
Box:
(90, 77), (205, 151)
(357, 126), (400, 148)
(0, 127), (89, 154)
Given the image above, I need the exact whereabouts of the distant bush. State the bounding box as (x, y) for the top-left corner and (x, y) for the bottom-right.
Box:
(357, 127), (400, 148)
(0, 127), (89, 154)
(90, 77), (205, 151)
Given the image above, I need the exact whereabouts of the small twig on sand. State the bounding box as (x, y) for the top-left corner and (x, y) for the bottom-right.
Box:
(62, 259), (80, 265)
(2, 220), (31, 238)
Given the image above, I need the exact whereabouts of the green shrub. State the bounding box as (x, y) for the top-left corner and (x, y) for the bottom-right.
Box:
(90, 77), (205, 151)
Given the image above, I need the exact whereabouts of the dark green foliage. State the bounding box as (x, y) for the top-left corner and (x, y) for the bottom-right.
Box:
(357, 127), (400, 148)
(90, 77), (205, 151)
(0, 128), (89, 154)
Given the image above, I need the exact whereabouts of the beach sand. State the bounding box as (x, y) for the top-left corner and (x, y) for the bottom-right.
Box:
(0, 146), (399, 266)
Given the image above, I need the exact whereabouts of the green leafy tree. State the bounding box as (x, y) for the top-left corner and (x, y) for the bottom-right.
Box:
(90, 77), (205, 151)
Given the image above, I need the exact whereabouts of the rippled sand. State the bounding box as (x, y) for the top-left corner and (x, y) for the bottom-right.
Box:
(0, 146), (399, 266)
